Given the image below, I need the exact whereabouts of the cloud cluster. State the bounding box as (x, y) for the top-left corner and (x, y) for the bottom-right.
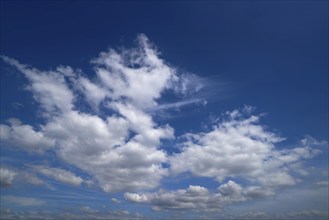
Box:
(0, 34), (325, 214)
(170, 107), (320, 189)
(125, 180), (275, 212)
(0, 167), (48, 188)
(0, 34), (182, 192)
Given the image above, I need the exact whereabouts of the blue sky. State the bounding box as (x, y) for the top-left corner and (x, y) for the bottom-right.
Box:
(0, 1), (328, 219)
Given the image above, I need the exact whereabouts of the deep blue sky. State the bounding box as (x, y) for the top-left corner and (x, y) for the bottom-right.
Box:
(0, 1), (328, 219)
(1, 1), (328, 140)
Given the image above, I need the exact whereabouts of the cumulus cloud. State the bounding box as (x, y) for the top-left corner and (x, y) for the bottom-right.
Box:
(218, 180), (243, 197)
(0, 168), (16, 187)
(0, 167), (47, 188)
(125, 177), (326, 214)
(41, 109), (169, 191)
(124, 193), (148, 203)
(124, 181), (273, 212)
(0, 34), (324, 213)
(1, 34), (193, 192)
(0, 119), (55, 153)
(92, 33), (178, 109)
(32, 166), (83, 186)
(170, 107), (320, 191)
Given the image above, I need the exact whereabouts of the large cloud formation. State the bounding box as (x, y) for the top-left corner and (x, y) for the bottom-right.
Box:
(125, 108), (322, 212)
(1, 34), (179, 192)
(0, 34), (325, 213)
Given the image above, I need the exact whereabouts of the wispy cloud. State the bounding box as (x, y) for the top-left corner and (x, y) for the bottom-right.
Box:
(32, 166), (84, 186)
(151, 98), (206, 111)
(1, 196), (45, 206)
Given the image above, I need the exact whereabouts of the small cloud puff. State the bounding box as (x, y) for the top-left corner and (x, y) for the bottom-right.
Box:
(0, 168), (16, 187)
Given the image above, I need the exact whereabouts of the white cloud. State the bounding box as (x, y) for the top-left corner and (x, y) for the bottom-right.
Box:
(151, 98), (205, 111)
(0, 168), (16, 187)
(0, 34), (324, 213)
(22, 173), (44, 185)
(109, 102), (174, 147)
(125, 177), (327, 214)
(75, 76), (109, 109)
(0, 167), (46, 188)
(170, 107), (320, 190)
(218, 180), (243, 196)
(1, 34), (189, 192)
(171, 73), (205, 96)
(33, 166), (83, 186)
(56, 65), (76, 77)
(124, 193), (148, 203)
(111, 198), (121, 204)
(92, 34), (178, 109)
(244, 186), (275, 199)
(42, 109), (168, 192)
(301, 135), (328, 148)
(237, 182), (328, 217)
(0, 119), (55, 153)
(1, 56), (74, 116)
(257, 171), (296, 187)
(125, 182), (250, 212)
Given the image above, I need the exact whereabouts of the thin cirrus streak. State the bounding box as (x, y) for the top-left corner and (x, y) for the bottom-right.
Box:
(151, 98), (206, 111)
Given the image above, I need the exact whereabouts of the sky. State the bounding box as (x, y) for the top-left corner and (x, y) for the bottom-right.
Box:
(0, 1), (328, 219)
